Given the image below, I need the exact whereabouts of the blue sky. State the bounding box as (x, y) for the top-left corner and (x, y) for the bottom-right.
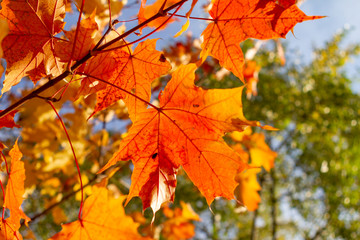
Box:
(284, 0), (360, 91)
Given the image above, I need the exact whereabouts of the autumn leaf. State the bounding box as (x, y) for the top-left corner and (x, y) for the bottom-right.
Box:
(232, 145), (261, 211)
(248, 133), (277, 171)
(0, 110), (20, 129)
(174, 0), (199, 37)
(235, 167), (262, 211)
(243, 60), (260, 98)
(86, 39), (171, 120)
(200, 0), (323, 81)
(99, 64), (271, 214)
(0, 0), (66, 93)
(231, 128), (277, 172)
(49, 179), (150, 240)
(76, 49), (125, 98)
(3, 140), (31, 227)
(162, 201), (200, 240)
(0, 215), (23, 240)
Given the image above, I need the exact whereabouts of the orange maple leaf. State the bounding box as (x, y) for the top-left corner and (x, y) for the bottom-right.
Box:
(3, 140), (31, 227)
(200, 0), (323, 81)
(243, 60), (261, 98)
(0, 110), (20, 129)
(49, 179), (151, 240)
(84, 39), (171, 120)
(231, 128), (277, 172)
(99, 64), (270, 214)
(0, 215), (23, 240)
(248, 133), (277, 172)
(232, 145), (261, 211)
(162, 202), (200, 240)
(76, 50), (123, 98)
(235, 168), (262, 211)
(0, 0), (65, 93)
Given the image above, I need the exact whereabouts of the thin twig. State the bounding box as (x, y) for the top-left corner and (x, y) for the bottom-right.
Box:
(28, 175), (98, 223)
(250, 173), (265, 240)
(47, 101), (84, 222)
(270, 168), (277, 240)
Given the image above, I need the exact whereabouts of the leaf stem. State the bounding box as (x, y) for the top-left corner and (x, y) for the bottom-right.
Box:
(46, 101), (84, 221)
(78, 73), (160, 110)
(27, 175), (98, 224)
(168, 13), (214, 21)
(0, 150), (10, 175)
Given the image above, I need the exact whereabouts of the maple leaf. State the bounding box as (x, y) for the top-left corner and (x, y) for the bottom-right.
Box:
(49, 179), (151, 240)
(243, 60), (260, 98)
(248, 133), (277, 171)
(0, 141), (29, 240)
(231, 145), (261, 211)
(99, 64), (271, 214)
(200, 0), (323, 81)
(235, 168), (262, 211)
(0, 0), (66, 93)
(86, 39), (171, 120)
(76, 49), (124, 98)
(0, 215), (23, 240)
(231, 128), (277, 171)
(162, 201), (200, 240)
(0, 110), (20, 129)
(174, 0), (199, 37)
(3, 140), (31, 227)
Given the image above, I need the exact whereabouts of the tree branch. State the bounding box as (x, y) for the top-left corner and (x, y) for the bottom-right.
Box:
(250, 173), (265, 240)
(27, 175), (98, 224)
(270, 168), (277, 240)
(0, 0), (188, 119)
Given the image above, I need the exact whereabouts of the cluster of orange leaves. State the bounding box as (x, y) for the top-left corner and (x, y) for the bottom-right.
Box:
(0, 0), (321, 238)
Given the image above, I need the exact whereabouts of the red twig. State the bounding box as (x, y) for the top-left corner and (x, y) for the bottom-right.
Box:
(168, 13), (214, 21)
(0, 151), (10, 175)
(78, 73), (159, 110)
(46, 101), (84, 222)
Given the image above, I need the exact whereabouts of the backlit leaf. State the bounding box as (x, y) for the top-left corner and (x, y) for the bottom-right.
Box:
(99, 64), (269, 213)
(3, 140), (30, 231)
(0, 110), (20, 129)
(201, 0), (323, 81)
(0, 0), (65, 93)
(89, 39), (171, 120)
(49, 179), (150, 240)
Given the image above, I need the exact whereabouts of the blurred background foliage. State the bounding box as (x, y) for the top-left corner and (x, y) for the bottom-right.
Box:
(1, 9), (359, 240)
